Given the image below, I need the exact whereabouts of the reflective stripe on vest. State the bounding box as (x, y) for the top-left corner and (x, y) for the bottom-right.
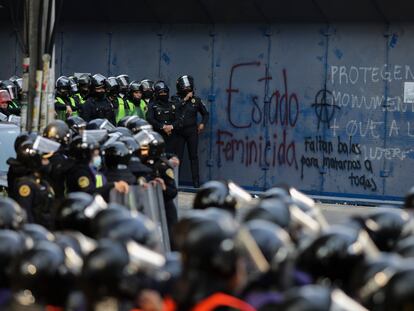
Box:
(96, 174), (103, 188)
(74, 93), (86, 104)
(140, 99), (147, 118)
(192, 293), (256, 311)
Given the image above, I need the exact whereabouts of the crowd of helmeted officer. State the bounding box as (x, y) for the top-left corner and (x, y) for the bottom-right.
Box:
(3, 141), (414, 311)
(0, 72), (209, 188)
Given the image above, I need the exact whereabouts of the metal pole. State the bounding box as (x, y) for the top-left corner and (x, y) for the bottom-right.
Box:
(27, 0), (41, 132)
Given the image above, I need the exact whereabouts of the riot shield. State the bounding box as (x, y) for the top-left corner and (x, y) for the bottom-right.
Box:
(110, 184), (171, 253)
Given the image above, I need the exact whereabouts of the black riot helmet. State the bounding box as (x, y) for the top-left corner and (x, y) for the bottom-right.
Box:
(113, 126), (132, 137)
(154, 80), (169, 100)
(99, 214), (160, 251)
(16, 140), (43, 171)
(77, 73), (92, 97)
(125, 117), (152, 134)
(91, 73), (107, 89)
(0, 230), (26, 288)
(66, 115), (87, 135)
(55, 192), (107, 236)
(10, 240), (72, 307)
(68, 135), (100, 162)
(174, 208), (239, 277)
(379, 267), (414, 311)
(68, 76), (79, 94)
(0, 197), (27, 230)
(243, 198), (291, 230)
(176, 75), (194, 98)
(86, 118), (115, 132)
(117, 115), (134, 128)
(43, 120), (71, 145)
(102, 141), (131, 169)
(139, 79), (154, 100)
(20, 223), (55, 242)
(134, 130), (165, 162)
(14, 132), (37, 153)
(81, 239), (130, 301)
(351, 208), (414, 252)
(296, 225), (378, 291)
(55, 76), (71, 97)
(119, 136), (139, 154)
(116, 74), (130, 94)
(193, 180), (252, 214)
(245, 220), (293, 263)
(105, 76), (120, 96)
(0, 79), (18, 100)
(348, 252), (402, 305)
(128, 80), (141, 99)
(92, 204), (131, 238)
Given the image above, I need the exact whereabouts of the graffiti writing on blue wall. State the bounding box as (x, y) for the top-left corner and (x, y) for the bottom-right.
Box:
(216, 61), (299, 169)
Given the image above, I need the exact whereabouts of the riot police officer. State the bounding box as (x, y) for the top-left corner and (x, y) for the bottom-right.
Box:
(55, 76), (78, 120)
(140, 79), (155, 103)
(43, 120), (74, 199)
(81, 74), (116, 124)
(135, 130), (178, 243)
(105, 76), (129, 124)
(13, 140), (55, 228)
(102, 141), (136, 185)
(126, 80), (147, 119)
(167, 208), (254, 311)
(74, 73), (91, 106)
(66, 135), (129, 200)
(116, 74), (130, 98)
(173, 75), (209, 188)
(146, 81), (179, 154)
(0, 80), (20, 116)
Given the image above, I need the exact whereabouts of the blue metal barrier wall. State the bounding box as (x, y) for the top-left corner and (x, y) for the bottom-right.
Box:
(2, 22), (414, 202)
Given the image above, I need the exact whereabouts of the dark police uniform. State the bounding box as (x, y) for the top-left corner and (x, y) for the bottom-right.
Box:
(173, 95), (209, 187)
(14, 175), (55, 229)
(81, 96), (116, 125)
(66, 163), (113, 201)
(146, 99), (180, 154)
(46, 151), (74, 200)
(6, 158), (31, 197)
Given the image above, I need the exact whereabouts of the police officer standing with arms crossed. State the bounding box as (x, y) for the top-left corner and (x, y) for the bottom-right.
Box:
(81, 74), (116, 125)
(173, 75), (209, 188)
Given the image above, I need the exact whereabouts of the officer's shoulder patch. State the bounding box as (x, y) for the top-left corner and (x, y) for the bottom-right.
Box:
(78, 176), (90, 189)
(19, 185), (31, 197)
(166, 168), (175, 179)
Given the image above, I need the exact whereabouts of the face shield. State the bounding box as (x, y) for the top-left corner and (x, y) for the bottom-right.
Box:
(83, 129), (108, 144)
(289, 187), (329, 230)
(227, 181), (255, 214)
(125, 240), (166, 273)
(33, 136), (61, 155)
